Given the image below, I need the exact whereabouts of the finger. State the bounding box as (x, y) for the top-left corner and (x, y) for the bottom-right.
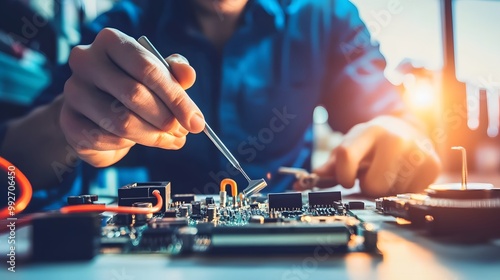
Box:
(393, 145), (441, 194)
(358, 134), (405, 197)
(64, 78), (187, 150)
(312, 154), (339, 189)
(334, 123), (380, 189)
(68, 46), (188, 137)
(292, 181), (306, 191)
(313, 150), (337, 177)
(93, 28), (204, 133)
(165, 54), (196, 90)
(60, 103), (134, 167)
(315, 177), (339, 189)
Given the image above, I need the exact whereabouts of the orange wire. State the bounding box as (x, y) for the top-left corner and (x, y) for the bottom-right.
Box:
(60, 190), (163, 214)
(0, 157), (33, 219)
(220, 178), (238, 197)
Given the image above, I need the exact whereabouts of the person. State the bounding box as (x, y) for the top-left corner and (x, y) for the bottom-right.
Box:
(0, 0), (440, 211)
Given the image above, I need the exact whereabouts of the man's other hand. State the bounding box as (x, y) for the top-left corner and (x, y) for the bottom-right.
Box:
(313, 115), (441, 197)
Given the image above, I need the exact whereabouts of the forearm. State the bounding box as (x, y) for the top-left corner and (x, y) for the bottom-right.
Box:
(0, 95), (79, 190)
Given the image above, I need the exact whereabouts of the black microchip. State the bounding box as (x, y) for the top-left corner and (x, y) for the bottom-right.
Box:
(205, 197), (215, 205)
(192, 201), (201, 215)
(308, 191), (341, 208)
(348, 201), (365, 210)
(268, 192), (302, 210)
(118, 182), (171, 212)
(172, 194), (196, 204)
(163, 210), (177, 217)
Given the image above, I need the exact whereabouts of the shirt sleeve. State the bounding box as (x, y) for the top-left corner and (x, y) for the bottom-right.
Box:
(0, 122), (7, 148)
(23, 0), (148, 210)
(321, 0), (407, 133)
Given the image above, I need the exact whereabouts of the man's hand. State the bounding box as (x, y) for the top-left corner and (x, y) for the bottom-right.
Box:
(60, 28), (205, 167)
(312, 115), (441, 197)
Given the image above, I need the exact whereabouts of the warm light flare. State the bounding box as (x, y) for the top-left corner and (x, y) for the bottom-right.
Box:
(405, 80), (436, 110)
(266, 172), (272, 180)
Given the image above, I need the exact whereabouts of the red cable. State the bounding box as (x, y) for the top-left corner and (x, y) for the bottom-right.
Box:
(0, 156), (161, 235)
(60, 190), (163, 214)
(0, 157), (33, 219)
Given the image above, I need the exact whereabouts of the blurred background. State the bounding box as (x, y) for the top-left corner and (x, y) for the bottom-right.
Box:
(0, 0), (499, 180)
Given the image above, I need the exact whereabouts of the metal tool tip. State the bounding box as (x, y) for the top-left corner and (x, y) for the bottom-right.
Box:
(242, 178), (267, 198)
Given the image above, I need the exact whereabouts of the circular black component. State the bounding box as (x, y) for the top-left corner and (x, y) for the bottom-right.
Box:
(426, 188), (492, 199)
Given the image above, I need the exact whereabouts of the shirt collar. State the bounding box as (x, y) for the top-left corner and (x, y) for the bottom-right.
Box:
(158, 0), (285, 32)
(245, 0), (285, 31)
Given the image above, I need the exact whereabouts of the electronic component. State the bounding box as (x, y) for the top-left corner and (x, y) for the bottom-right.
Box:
(348, 201), (365, 210)
(206, 223), (350, 254)
(308, 191), (341, 208)
(132, 202), (153, 225)
(268, 192), (302, 210)
(172, 194), (196, 204)
(207, 206), (216, 221)
(163, 210), (177, 217)
(67, 194), (98, 205)
(118, 182), (170, 212)
(205, 197), (214, 205)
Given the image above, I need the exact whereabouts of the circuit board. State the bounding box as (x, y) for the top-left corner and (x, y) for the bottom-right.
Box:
(94, 182), (377, 256)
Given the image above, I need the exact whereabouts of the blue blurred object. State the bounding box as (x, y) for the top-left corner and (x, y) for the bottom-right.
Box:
(0, 47), (50, 106)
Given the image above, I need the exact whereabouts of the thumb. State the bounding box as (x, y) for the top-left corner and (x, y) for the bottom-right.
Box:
(311, 150), (339, 189)
(165, 54), (196, 90)
(313, 149), (337, 177)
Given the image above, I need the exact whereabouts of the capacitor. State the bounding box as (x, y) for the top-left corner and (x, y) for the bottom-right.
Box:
(192, 201), (201, 215)
(179, 206), (189, 217)
(207, 206), (216, 221)
(220, 191), (227, 207)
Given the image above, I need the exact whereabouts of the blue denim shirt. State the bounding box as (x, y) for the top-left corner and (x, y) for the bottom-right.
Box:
(29, 0), (405, 210)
